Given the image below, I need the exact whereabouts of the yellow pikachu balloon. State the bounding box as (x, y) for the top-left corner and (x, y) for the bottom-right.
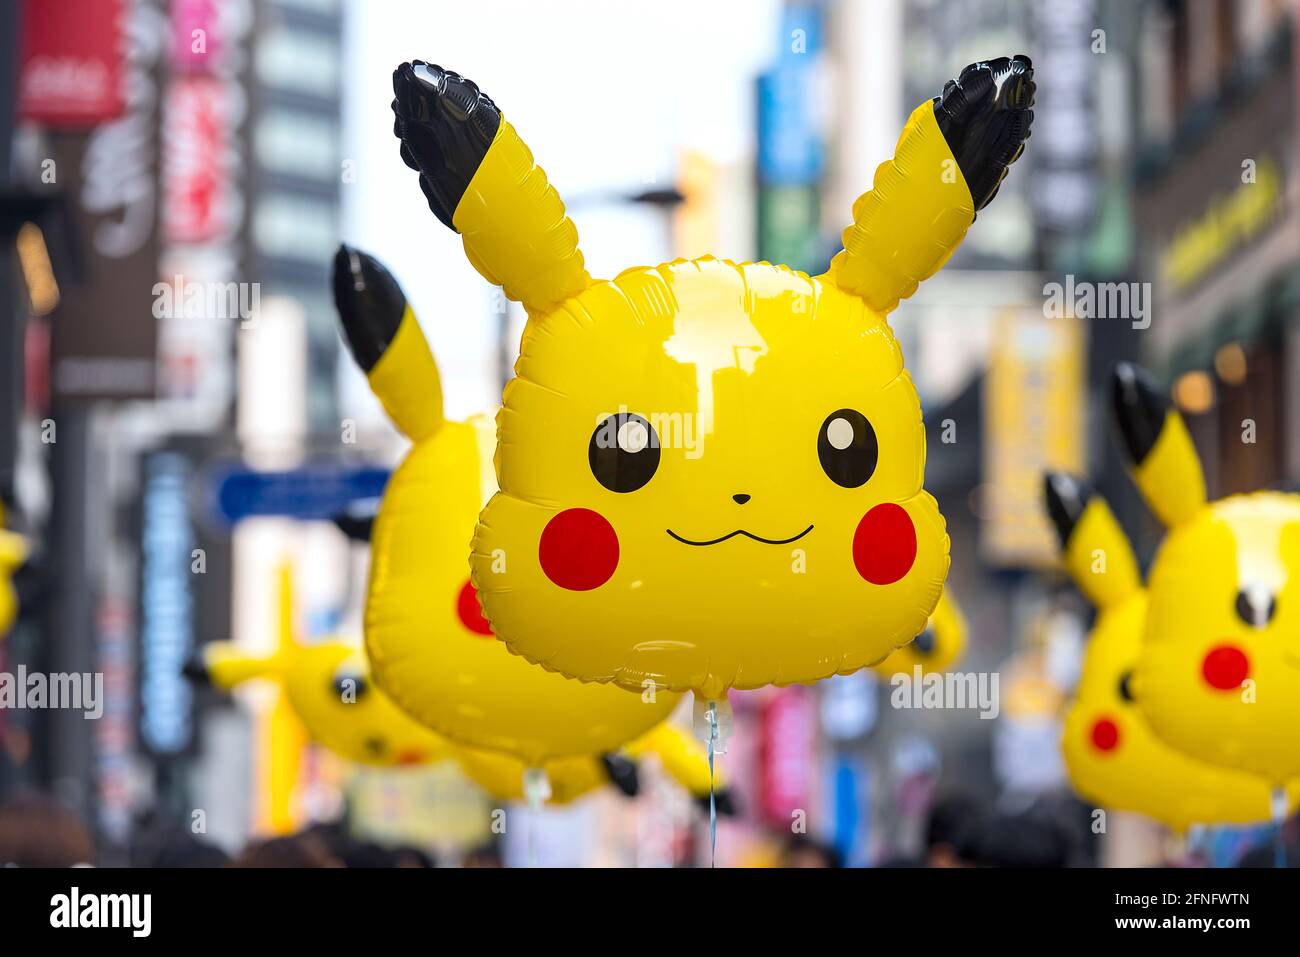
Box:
(454, 723), (726, 807)
(870, 590), (967, 678)
(332, 248), (680, 766)
(1045, 473), (1295, 830)
(388, 57), (1035, 698)
(1110, 364), (1300, 785)
(0, 502), (28, 639)
(190, 572), (449, 768)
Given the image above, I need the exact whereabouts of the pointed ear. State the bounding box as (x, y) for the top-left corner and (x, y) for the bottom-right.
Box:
(819, 55), (1033, 314)
(1044, 472), (1142, 610)
(1110, 363), (1206, 528)
(392, 61), (589, 313)
(333, 244), (445, 442)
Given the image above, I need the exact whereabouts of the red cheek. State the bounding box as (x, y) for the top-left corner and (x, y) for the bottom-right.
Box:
(1090, 717), (1120, 753)
(456, 579), (494, 636)
(853, 503), (917, 585)
(1201, 644), (1250, 690)
(539, 508), (619, 591)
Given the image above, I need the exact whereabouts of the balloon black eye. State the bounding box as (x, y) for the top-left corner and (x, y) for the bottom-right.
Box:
(1117, 670), (1134, 703)
(589, 413), (660, 493)
(913, 627), (936, 656)
(333, 673), (368, 700)
(817, 409), (877, 488)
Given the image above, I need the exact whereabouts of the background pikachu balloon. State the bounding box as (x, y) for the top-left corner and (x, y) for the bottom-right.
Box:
(1045, 473), (1297, 831)
(187, 565), (449, 769)
(388, 57), (1035, 698)
(453, 723), (730, 809)
(1111, 364), (1300, 785)
(869, 590), (967, 678)
(332, 246), (682, 766)
(0, 502), (28, 639)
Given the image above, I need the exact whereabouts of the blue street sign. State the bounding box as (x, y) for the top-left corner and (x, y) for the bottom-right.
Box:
(209, 462), (390, 526)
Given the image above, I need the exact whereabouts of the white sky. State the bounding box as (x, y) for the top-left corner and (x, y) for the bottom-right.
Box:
(338, 0), (783, 422)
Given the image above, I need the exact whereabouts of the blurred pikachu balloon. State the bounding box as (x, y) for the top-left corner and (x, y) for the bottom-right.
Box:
(455, 723), (730, 809)
(1045, 473), (1296, 830)
(388, 56), (1035, 698)
(188, 569), (449, 768)
(1111, 364), (1300, 785)
(869, 590), (967, 678)
(0, 502), (28, 638)
(332, 247), (680, 766)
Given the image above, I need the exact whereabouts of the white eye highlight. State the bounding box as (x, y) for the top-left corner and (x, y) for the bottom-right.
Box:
(827, 416), (855, 451)
(618, 420), (650, 454)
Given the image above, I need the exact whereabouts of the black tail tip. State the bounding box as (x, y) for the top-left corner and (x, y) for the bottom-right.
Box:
(1043, 471), (1094, 549)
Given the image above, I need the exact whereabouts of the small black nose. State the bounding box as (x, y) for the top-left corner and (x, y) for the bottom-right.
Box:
(732, 493), (751, 505)
(1235, 586), (1277, 628)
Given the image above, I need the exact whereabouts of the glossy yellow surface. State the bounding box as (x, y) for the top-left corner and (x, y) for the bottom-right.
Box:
(870, 589), (966, 677)
(436, 97), (969, 698)
(1055, 496), (1293, 829)
(1136, 492), (1300, 784)
(358, 299), (681, 765)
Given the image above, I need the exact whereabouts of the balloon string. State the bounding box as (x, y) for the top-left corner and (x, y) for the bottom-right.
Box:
(708, 700), (718, 870)
(1272, 785), (1287, 869)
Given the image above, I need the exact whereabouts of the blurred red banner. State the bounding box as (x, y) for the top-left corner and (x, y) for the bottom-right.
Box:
(18, 0), (126, 127)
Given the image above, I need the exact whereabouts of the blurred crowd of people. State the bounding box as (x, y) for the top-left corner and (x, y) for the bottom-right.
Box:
(5, 786), (1291, 868)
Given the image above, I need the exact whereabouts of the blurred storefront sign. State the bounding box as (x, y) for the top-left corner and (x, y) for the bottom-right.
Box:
(758, 686), (816, 828)
(1159, 153), (1284, 296)
(18, 0), (126, 127)
(209, 463), (389, 526)
(819, 671), (877, 743)
(1030, 0), (1099, 237)
(981, 308), (1085, 568)
(156, 0), (251, 425)
(825, 752), (870, 868)
(755, 3), (827, 275)
(137, 450), (197, 758)
(47, 0), (166, 401)
(162, 77), (242, 245)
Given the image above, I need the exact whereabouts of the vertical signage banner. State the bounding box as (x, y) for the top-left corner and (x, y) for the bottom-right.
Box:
(982, 308), (1085, 567)
(49, 0), (166, 401)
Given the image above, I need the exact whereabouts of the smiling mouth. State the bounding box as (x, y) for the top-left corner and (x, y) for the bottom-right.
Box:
(666, 525), (814, 547)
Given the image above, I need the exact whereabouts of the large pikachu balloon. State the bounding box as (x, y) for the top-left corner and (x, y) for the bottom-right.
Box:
(332, 247), (680, 766)
(1045, 473), (1295, 830)
(389, 57), (1035, 698)
(1110, 364), (1300, 785)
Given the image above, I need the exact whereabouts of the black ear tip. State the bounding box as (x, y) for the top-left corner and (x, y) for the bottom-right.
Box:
(1110, 362), (1168, 463)
(1043, 471), (1093, 548)
(182, 653), (211, 687)
(332, 513), (375, 544)
(599, 754), (641, 798)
